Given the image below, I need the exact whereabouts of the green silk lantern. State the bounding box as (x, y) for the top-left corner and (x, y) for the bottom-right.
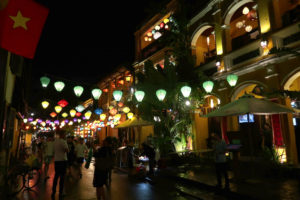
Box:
(113, 90), (123, 101)
(180, 86), (191, 97)
(134, 90), (145, 102)
(40, 76), (50, 88)
(74, 86), (84, 97)
(203, 81), (214, 93)
(226, 74), (238, 87)
(54, 81), (65, 92)
(41, 101), (49, 109)
(92, 89), (102, 100)
(156, 89), (166, 101)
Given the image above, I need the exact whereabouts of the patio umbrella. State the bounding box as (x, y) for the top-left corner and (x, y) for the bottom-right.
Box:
(116, 117), (153, 128)
(202, 93), (294, 117)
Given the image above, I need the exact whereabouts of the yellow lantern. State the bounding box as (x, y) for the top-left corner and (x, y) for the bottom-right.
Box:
(114, 114), (121, 121)
(127, 112), (134, 119)
(100, 114), (106, 121)
(123, 107), (130, 113)
(70, 109), (76, 117)
(85, 111), (92, 120)
(62, 112), (68, 118)
(41, 101), (49, 109)
(55, 105), (62, 113)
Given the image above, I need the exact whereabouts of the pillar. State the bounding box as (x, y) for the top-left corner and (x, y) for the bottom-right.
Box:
(257, 0), (272, 34)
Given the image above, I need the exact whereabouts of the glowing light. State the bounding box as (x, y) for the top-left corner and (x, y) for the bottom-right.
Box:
(163, 18), (169, 23)
(23, 118), (28, 123)
(92, 89), (102, 100)
(245, 25), (253, 32)
(70, 109), (76, 117)
(74, 86), (84, 97)
(135, 90), (145, 102)
(127, 112), (134, 119)
(155, 25), (160, 30)
(62, 112), (68, 118)
(226, 74), (238, 87)
(40, 76), (50, 88)
(260, 39), (268, 48)
(54, 81), (65, 92)
(76, 105), (85, 112)
(55, 106), (62, 113)
(100, 114), (106, 121)
(153, 32), (162, 39)
(185, 100), (191, 106)
(94, 108), (103, 115)
(242, 7), (249, 15)
(180, 86), (191, 98)
(41, 101), (49, 109)
(85, 111), (92, 120)
(50, 112), (57, 118)
(113, 90), (123, 101)
(156, 89), (166, 101)
(58, 99), (68, 108)
(114, 114), (121, 121)
(203, 81), (214, 93)
(123, 107), (130, 113)
(76, 112), (82, 117)
(210, 99), (214, 108)
(125, 76), (131, 82)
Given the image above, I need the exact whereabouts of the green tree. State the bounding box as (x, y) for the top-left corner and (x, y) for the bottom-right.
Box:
(131, 0), (209, 156)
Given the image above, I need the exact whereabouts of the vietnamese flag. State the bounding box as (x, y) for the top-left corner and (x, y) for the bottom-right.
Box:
(0, 0), (49, 59)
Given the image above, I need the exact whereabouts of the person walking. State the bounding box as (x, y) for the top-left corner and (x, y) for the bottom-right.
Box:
(66, 136), (75, 177)
(93, 140), (112, 200)
(141, 142), (155, 176)
(212, 132), (229, 191)
(75, 137), (88, 179)
(44, 135), (54, 181)
(51, 129), (69, 199)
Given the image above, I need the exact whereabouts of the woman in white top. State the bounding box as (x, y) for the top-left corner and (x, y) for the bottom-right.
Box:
(75, 137), (88, 178)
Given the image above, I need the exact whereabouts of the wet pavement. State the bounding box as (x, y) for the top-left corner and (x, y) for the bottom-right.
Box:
(13, 161), (194, 200)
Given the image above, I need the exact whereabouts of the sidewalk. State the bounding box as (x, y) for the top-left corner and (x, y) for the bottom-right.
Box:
(160, 164), (300, 200)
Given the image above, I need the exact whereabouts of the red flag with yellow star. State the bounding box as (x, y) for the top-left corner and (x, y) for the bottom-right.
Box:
(0, 0), (49, 59)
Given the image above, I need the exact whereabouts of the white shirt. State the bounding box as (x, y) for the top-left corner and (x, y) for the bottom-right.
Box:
(54, 138), (68, 161)
(44, 141), (54, 156)
(75, 143), (88, 158)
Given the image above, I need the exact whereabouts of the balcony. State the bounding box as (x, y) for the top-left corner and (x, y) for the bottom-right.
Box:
(140, 37), (166, 60)
(272, 22), (300, 49)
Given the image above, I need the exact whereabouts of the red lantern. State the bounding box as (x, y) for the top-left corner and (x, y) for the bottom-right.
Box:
(58, 99), (68, 108)
(76, 112), (82, 117)
(118, 102), (124, 107)
(103, 88), (109, 92)
(160, 22), (164, 28)
(50, 112), (57, 118)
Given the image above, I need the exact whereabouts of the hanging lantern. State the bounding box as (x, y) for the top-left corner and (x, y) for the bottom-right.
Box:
(91, 89), (102, 100)
(109, 108), (118, 115)
(41, 122), (46, 127)
(54, 120), (59, 125)
(85, 110), (92, 120)
(73, 118), (77, 122)
(62, 112), (68, 118)
(94, 108), (103, 115)
(70, 109), (76, 117)
(23, 118), (28, 123)
(127, 112), (134, 119)
(75, 105), (85, 112)
(155, 25), (160, 30)
(55, 105), (62, 113)
(28, 117), (33, 122)
(125, 76), (131, 82)
(135, 90), (145, 102)
(76, 112), (82, 117)
(147, 32), (152, 37)
(78, 119), (82, 123)
(156, 89), (166, 101)
(50, 112), (57, 118)
(58, 99), (68, 108)
(40, 76), (50, 88)
(123, 107), (130, 113)
(180, 86), (192, 98)
(103, 88), (108, 93)
(114, 114), (121, 121)
(54, 81), (65, 92)
(74, 86), (84, 97)
(100, 114), (106, 121)
(113, 90), (123, 101)
(37, 119), (42, 123)
(242, 7), (249, 15)
(226, 74), (238, 87)
(118, 80), (124, 85)
(41, 101), (49, 109)
(245, 25), (253, 32)
(153, 31), (162, 40)
(160, 22), (164, 28)
(164, 18), (169, 23)
(203, 81), (214, 93)
(118, 102), (124, 107)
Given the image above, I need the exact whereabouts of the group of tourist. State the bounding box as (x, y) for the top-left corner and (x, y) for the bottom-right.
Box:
(31, 129), (114, 200)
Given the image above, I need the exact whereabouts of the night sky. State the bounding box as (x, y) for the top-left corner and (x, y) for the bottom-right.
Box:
(28, 0), (166, 113)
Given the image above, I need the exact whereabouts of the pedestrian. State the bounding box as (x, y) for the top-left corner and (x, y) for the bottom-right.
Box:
(106, 140), (114, 184)
(44, 134), (54, 181)
(75, 137), (88, 179)
(93, 140), (112, 200)
(211, 132), (229, 190)
(140, 142), (155, 176)
(84, 141), (93, 170)
(66, 135), (75, 177)
(37, 136), (46, 163)
(51, 129), (69, 199)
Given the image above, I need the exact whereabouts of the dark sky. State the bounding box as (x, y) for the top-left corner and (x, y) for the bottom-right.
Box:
(31, 0), (164, 85)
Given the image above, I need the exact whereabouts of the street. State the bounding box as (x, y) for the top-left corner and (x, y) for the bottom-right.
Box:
(14, 162), (193, 200)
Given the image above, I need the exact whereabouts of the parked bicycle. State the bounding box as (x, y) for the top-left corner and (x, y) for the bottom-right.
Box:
(6, 153), (41, 197)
